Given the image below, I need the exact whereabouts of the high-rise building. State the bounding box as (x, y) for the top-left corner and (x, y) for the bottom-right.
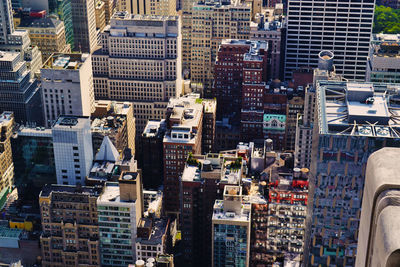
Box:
(97, 171), (143, 266)
(240, 41), (269, 142)
(91, 100), (136, 155)
(0, 0), (15, 45)
(49, 0), (74, 49)
(294, 85), (315, 168)
(103, 0), (117, 25)
(116, 0), (131, 12)
(17, 17), (71, 62)
(294, 51), (342, 168)
(250, 14), (284, 80)
(213, 40), (255, 119)
(0, 112), (15, 201)
(11, 126), (55, 190)
(213, 39), (268, 143)
(71, 0), (97, 53)
(212, 185), (251, 267)
(307, 81), (400, 266)
(52, 116), (93, 185)
(0, 0), (42, 76)
(129, 0), (176, 16)
(284, 0), (374, 80)
(163, 94), (203, 216)
(285, 95), (304, 151)
(180, 153), (243, 266)
(185, 0), (252, 96)
(41, 53), (94, 127)
(95, 0), (106, 32)
(39, 184), (102, 267)
(356, 148), (400, 267)
(138, 119), (166, 189)
(0, 51), (43, 125)
(366, 34), (400, 84)
(201, 99), (217, 153)
(92, 12), (181, 132)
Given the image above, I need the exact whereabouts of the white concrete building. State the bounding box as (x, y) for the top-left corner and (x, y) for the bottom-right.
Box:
(97, 172), (143, 267)
(356, 148), (400, 267)
(52, 116), (93, 185)
(41, 53), (94, 127)
(284, 0), (375, 80)
(92, 12), (181, 132)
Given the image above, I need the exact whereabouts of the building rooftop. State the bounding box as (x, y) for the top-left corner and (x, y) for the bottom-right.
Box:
(97, 181), (137, 204)
(42, 53), (90, 70)
(18, 17), (62, 29)
(219, 39), (268, 62)
(0, 226), (22, 239)
(164, 95), (203, 144)
(112, 11), (178, 21)
(317, 81), (400, 137)
(16, 126), (52, 137)
(0, 51), (20, 63)
(181, 154), (243, 184)
(136, 218), (168, 245)
(142, 120), (166, 138)
(212, 199), (251, 223)
(39, 184), (102, 198)
(53, 116), (90, 129)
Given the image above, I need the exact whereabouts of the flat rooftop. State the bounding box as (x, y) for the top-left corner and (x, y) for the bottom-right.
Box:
(16, 126), (52, 137)
(212, 200), (251, 223)
(136, 218), (168, 245)
(142, 119), (166, 138)
(181, 154), (242, 184)
(163, 95), (203, 144)
(39, 184), (101, 198)
(97, 182), (136, 204)
(317, 81), (400, 138)
(0, 226), (22, 239)
(0, 51), (19, 62)
(43, 53), (89, 70)
(53, 116), (90, 129)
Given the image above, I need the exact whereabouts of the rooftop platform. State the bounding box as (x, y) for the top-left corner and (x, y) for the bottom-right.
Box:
(317, 81), (400, 138)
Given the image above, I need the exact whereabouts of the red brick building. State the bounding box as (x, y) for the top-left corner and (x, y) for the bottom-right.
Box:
(163, 95), (203, 216)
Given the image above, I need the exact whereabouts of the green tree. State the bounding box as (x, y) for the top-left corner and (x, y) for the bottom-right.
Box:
(374, 5), (400, 34)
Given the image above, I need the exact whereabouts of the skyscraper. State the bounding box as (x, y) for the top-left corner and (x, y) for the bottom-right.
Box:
(356, 147), (400, 267)
(41, 53), (95, 127)
(71, 0), (97, 53)
(185, 0), (252, 96)
(0, 0), (15, 45)
(307, 81), (400, 266)
(97, 172), (143, 266)
(49, 0), (74, 49)
(92, 12), (181, 132)
(212, 185), (251, 267)
(163, 94), (203, 216)
(0, 112), (15, 201)
(52, 116), (93, 185)
(284, 0), (375, 80)
(0, 51), (43, 125)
